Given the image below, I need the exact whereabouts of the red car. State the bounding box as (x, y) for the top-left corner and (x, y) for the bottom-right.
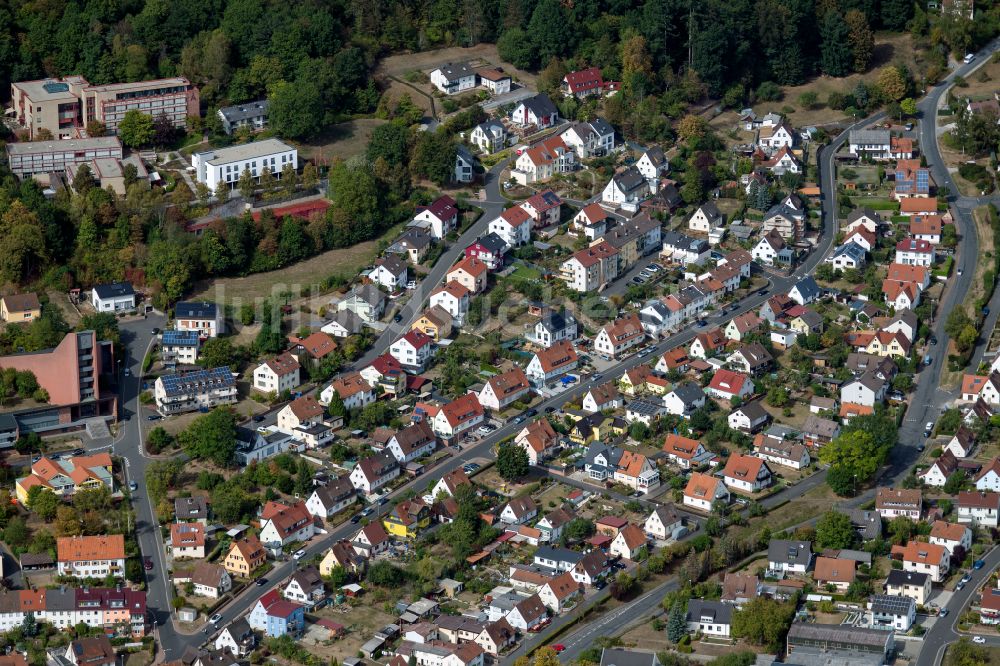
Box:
(550, 645), (565, 653)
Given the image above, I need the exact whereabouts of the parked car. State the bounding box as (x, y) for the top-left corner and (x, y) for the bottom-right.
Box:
(939, 609), (950, 617)
(143, 557), (153, 571)
(293, 549), (306, 560)
(255, 577), (268, 587)
(975, 560), (986, 569)
(147, 414), (161, 421)
(925, 422), (934, 437)
(974, 636), (986, 644)
(210, 614), (223, 625)
(964, 53), (976, 63)
(129, 481), (138, 491)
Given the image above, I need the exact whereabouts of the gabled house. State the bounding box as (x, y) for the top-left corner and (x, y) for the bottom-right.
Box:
(662, 433), (715, 469)
(767, 539), (813, 576)
(447, 256), (489, 294)
(371, 255), (409, 291)
(386, 421), (437, 464)
(352, 521), (391, 557)
(727, 343), (773, 376)
(683, 472), (729, 512)
(430, 281), (471, 322)
(928, 520), (972, 556)
(382, 498), (431, 539)
(431, 394), (484, 440)
(514, 418), (560, 465)
(489, 205), (533, 247)
(538, 571), (583, 612)
(499, 497), (538, 525)
(510, 94), (559, 129)
(348, 451), (400, 495)
(305, 477), (356, 519)
(663, 381), (706, 417)
(721, 572), (761, 607)
(583, 382), (621, 413)
(958, 491), (1000, 527)
(689, 202), (723, 233)
(248, 589), (304, 638)
(560, 118), (615, 158)
(464, 233), (509, 270)
(609, 524), (647, 560)
(875, 487), (922, 520)
(259, 500), (314, 548)
(727, 401), (771, 434)
(707, 369), (754, 402)
(721, 454), (772, 493)
(752, 230), (792, 267)
(478, 368), (531, 412)
(526, 340), (579, 385)
(813, 556), (856, 592)
(411, 196), (459, 240)
(470, 120), (508, 154)
(724, 312), (763, 341)
(602, 166), (650, 209)
(390, 330), (436, 372)
(282, 565), (325, 608)
(644, 505), (683, 540)
(891, 541), (949, 582)
(321, 372), (376, 411)
(223, 535), (266, 577)
(594, 314), (645, 359)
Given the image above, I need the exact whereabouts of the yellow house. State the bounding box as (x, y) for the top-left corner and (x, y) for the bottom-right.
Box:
(382, 499), (431, 539)
(16, 453), (113, 504)
(222, 535), (267, 577)
(0, 293), (41, 323)
(570, 414), (626, 445)
(412, 305), (454, 342)
(864, 331), (910, 359)
(789, 311), (823, 335)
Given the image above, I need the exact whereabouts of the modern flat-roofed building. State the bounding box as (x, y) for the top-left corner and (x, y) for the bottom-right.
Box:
(7, 136), (123, 178)
(192, 139), (297, 190)
(10, 76), (199, 138)
(217, 100), (269, 134)
(9, 76), (90, 139)
(154, 367), (237, 414)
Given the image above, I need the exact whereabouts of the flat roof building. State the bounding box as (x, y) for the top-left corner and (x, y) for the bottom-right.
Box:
(10, 76), (199, 139)
(191, 139), (297, 191)
(7, 136), (123, 179)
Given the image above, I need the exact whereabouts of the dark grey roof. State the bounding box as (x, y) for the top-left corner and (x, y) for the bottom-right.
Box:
(585, 442), (624, 468)
(222, 617), (253, 640)
(601, 648), (660, 666)
(870, 594), (914, 616)
(329, 309), (364, 334)
(767, 539), (812, 566)
(643, 146), (667, 167)
(376, 254), (407, 277)
(521, 94), (558, 119)
(791, 277), (821, 301)
(733, 400), (769, 422)
(539, 309), (576, 334)
(686, 599), (733, 625)
(175, 301), (218, 319)
(786, 622), (893, 649)
(671, 381), (704, 406)
(92, 282), (134, 299)
(764, 203), (801, 222)
(697, 201), (722, 220)
(613, 166), (646, 193)
(627, 398), (665, 416)
(456, 145), (475, 165)
(662, 230), (708, 254)
(884, 569), (927, 588)
(589, 118), (614, 136)
(175, 496), (209, 520)
(534, 546), (584, 564)
(436, 62), (475, 81)
(847, 207), (881, 225)
(475, 120), (506, 136)
(849, 129), (891, 146)
(218, 100), (269, 123)
(833, 242), (866, 262)
(393, 228), (433, 250)
(347, 284), (385, 307)
(802, 415), (839, 439)
(473, 232), (509, 255)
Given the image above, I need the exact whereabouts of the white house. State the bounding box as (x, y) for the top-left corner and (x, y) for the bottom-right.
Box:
(431, 394), (485, 441)
(840, 373), (886, 407)
(560, 118), (615, 158)
(689, 202), (723, 233)
(848, 129), (891, 159)
(430, 281), (471, 322)
(510, 94), (559, 129)
(174, 301), (225, 338)
(644, 505), (683, 540)
(721, 454), (772, 493)
(752, 232), (789, 267)
(430, 62), (477, 95)
(976, 458), (1000, 492)
(609, 524), (647, 561)
(593, 314), (645, 359)
(370, 255), (409, 291)
(928, 520), (972, 556)
(253, 353), (301, 395)
(91, 282), (135, 312)
(663, 381), (707, 417)
(582, 383), (621, 413)
(489, 206), (533, 247)
(636, 147), (668, 186)
(389, 330), (436, 372)
(305, 478), (356, 519)
(895, 238), (935, 267)
(259, 501), (315, 548)
(387, 421), (438, 464)
(602, 167), (649, 209)
(686, 600), (732, 638)
(348, 452), (400, 495)
(525, 340), (578, 385)
(470, 120), (508, 154)
(767, 540), (813, 576)
(683, 473), (729, 512)
(479, 368), (531, 412)
(192, 138), (297, 191)
(320, 372), (376, 411)
(411, 196), (459, 240)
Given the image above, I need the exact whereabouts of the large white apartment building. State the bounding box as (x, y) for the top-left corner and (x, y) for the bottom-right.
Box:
(191, 139), (297, 190)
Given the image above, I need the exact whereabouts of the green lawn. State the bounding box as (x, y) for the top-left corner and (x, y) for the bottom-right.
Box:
(933, 256), (954, 277)
(851, 198), (900, 211)
(510, 265), (542, 281)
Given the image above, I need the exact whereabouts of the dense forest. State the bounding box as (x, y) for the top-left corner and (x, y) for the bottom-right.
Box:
(0, 0), (995, 309)
(1, 0), (996, 131)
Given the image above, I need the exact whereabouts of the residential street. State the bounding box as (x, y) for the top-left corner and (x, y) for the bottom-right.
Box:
(100, 40), (1000, 663)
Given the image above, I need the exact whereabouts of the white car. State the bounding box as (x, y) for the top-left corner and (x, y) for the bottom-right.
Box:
(964, 53), (975, 64)
(973, 636), (987, 644)
(292, 549), (306, 560)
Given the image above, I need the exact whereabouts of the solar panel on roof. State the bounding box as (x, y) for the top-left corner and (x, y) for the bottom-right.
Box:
(160, 367), (234, 396)
(162, 330), (199, 345)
